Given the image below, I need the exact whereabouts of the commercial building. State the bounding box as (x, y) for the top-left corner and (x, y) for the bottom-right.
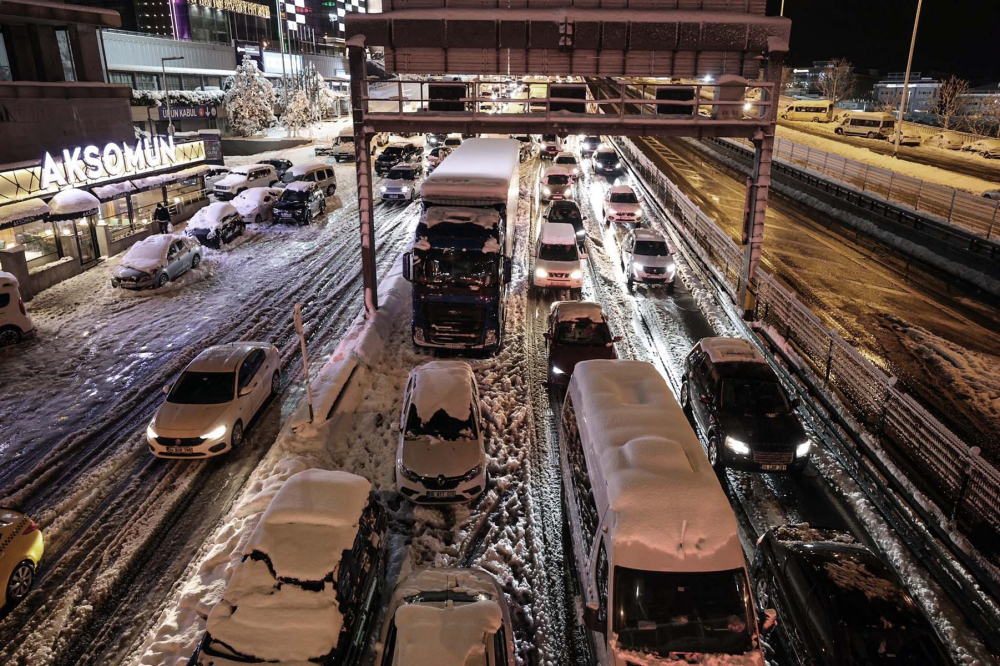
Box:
(874, 73), (941, 114)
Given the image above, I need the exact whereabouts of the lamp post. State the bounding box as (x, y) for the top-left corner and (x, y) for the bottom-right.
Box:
(780, 0), (786, 16)
(274, 0), (288, 91)
(161, 55), (185, 136)
(893, 0), (924, 158)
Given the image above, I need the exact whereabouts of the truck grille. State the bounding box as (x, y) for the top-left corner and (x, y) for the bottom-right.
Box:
(424, 303), (483, 345)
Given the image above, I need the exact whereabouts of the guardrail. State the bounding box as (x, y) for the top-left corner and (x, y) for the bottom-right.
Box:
(723, 136), (1000, 240)
(611, 134), (1000, 572)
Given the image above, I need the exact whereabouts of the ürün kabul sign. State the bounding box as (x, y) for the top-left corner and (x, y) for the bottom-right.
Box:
(0, 137), (205, 206)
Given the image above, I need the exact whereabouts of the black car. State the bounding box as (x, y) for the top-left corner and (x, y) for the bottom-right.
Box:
(581, 135), (601, 157)
(375, 143), (420, 175)
(272, 182), (326, 225)
(545, 200), (586, 254)
(544, 301), (618, 386)
(680, 337), (810, 473)
(753, 525), (951, 665)
(260, 158), (293, 179)
(592, 147), (621, 177)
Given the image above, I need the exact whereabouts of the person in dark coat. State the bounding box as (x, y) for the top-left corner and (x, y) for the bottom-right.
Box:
(154, 203), (171, 234)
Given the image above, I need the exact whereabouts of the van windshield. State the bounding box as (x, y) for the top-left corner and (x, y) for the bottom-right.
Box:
(539, 242), (578, 262)
(338, 135), (354, 144)
(613, 567), (754, 658)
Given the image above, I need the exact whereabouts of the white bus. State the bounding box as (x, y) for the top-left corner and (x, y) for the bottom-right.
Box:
(834, 111), (896, 139)
(560, 360), (766, 665)
(779, 99), (834, 122)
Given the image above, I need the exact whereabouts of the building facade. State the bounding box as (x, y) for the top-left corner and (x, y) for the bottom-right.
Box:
(874, 73), (941, 114)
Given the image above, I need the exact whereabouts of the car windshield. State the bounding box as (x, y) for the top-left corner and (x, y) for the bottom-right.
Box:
(556, 156), (577, 165)
(548, 205), (582, 224)
(555, 320), (611, 345)
(167, 371), (235, 405)
(543, 134), (556, 142)
(614, 567), (754, 658)
(280, 171), (303, 184)
(389, 168), (416, 181)
(634, 241), (668, 256)
(445, 138), (462, 146)
(595, 152), (617, 164)
(279, 189), (309, 203)
(584, 136), (600, 145)
(413, 250), (498, 287)
(610, 191), (638, 204)
(546, 174), (570, 186)
(404, 402), (477, 440)
(539, 242), (578, 262)
(721, 379), (791, 415)
(382, 147), (404, 158)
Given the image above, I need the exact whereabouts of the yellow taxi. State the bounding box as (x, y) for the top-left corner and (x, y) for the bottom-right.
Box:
(1, 509), (43, 608)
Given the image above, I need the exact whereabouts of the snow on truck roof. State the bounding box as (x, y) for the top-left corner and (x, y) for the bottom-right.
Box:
(538, 222), (577, 245)
(552, 301), (604, 323)
(410, 361), (475, 423)
(420, 138), (519, 205)
(700, 337), (765, 365)
(568, 360), (744, 573)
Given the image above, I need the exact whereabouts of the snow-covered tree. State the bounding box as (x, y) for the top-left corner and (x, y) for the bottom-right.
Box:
(281, 89), (313, 136)
(224, 55), (276, 137)
(816, 58), (857, 105)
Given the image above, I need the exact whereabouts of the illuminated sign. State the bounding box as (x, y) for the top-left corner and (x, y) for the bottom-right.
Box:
(187, 0), (270, 18)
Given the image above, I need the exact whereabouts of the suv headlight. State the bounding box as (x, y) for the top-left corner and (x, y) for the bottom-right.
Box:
(543, 186), (551, 195)
(570, 269), (583, 280)
(633, 261), (644, 273)
(725, 436), (750, 455)
(796, 441), (812, 458)
(535, 267), (548, 279)
(380, 186), (387, 192)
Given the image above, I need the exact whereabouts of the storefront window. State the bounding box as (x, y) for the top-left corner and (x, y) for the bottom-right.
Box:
(130, 188), (165, 230)
(165, 74), (182, 91)
(10, 220), (59, 270)
(205, 76), (222, 90)
(166, 175), (206, 209)
(99, 197), (138, 242)
(110, 71), (133, 86)
(135, 73), (159, 91)
(183, 74), (203, 91)
(56, 219), (77, 260)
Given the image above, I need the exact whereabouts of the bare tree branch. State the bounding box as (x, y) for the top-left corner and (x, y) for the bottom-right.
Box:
(816, 58), (857, 105)
(933, 75), (970, 130)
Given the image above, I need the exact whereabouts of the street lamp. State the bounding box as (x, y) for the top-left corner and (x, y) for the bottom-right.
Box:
(161, 55), (185, 136)
(893, 0), (924, 158)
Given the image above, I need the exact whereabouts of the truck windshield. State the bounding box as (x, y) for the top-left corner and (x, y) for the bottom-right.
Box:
(613, 567), (754, 658)
(167, 371), (235, 405)
(414, 250), (498, 287)
(721, 379), (791, 416)
(539, 243), (578, 262)
(555, 320), (611, 345)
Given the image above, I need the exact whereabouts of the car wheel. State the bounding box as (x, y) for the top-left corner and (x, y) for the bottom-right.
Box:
(680, 380), (692, 415)
(191, 253), (201, 269)
(156, 272), (169, 288)
(835, 128), (843, 135)
(707, 434), (722, 470)
(270, 371), (280, 398)
(867, 132), (877, 139)
(255, 214), (262, 225)
(6, 561), (34, 605)
(326, 184), (336, 197)
(0, 326), (22, 347)
(231, 420), (244, 450)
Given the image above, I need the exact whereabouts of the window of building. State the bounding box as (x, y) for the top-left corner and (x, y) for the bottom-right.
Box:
(182, 74), (202, 91)
(205, 76), (222, 89)
(110, 71), (133, 86)
(165, 74), (181, 91)
(135, 73), (159, 91)
(54, 29), (77, 81)
(0, 33), (11, 81)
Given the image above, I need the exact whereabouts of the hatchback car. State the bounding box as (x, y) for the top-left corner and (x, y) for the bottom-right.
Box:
(540, 167), (574, 202)
(231, 187), (281, 224)
(0, 271), (35, 347)
(545, 200), (586, 256)
(259, 158), (293, 179)
(621, 228), (675, 291)
(964, 138), (1000, 158)
(603, 184), (643, 227)
(0, 509), (43, 609)
(544, 301), (618, 386)
(553, 151), (581, 181)
(395, 361), (487, 504)
(147, 342), (280, 458)
(380, 163), (423, 202)
(213, 164), (278, 200)
(532, 223), (583, 294)
(375, 143), (421, 176)
(111, 234), (202, 290)
(753, 525), (951, 665)
(272, 181), (326, 225)
(592, 146), (622, 178)
(185, 201), (246, 249)
(376, 567), (515, 666)
(680, 337), (810, 473)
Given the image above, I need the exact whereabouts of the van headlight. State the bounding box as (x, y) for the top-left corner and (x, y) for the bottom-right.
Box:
(551, 366), (566, 375)
(725, 436), (750, 455)
(570, 269), (583, 280)
(634, 209), (643, 218)
(564, 189), (572, 197)
(203, 423), (228, 440)
(796, 441), (812, 458)
(535, 267), (548, 279)
(666, 261), (676, 275)
(633, 262), (644, 273)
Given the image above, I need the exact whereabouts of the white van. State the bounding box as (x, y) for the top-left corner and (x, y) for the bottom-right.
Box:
(278, 162), (338, 197)
(0, 271), (35, 346)
(834, 111), (896, 139)
(561, 360), (767, 665)
(533, 222), (583, 294)
(780, 100), (833, 122)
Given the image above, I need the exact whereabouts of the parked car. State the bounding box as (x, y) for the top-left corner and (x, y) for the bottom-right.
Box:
(424, 145), (451, 172)
(532, 222), (583, 295)
(395, 361), (487, 504)
(965, 138), (1000, 158)
(204, 165), (231, 191)
(192, 469), (387, 665)
(259, 158), (293, 179)
(375, 143), (421, 176)
(591, 146), (621, 178)
(0, 271), (35, 347)
(602, 184), (643, 227)
(111, 234), (202, 290)
(376, 567), (515, 666)
(185, 201), (246, 249)
(272, 181), (327, 225)
(621, 228), (675, 292)
(580, 135), (601, 158)
(545, 200), (586, 256)
(752, 525), (952, 665)
(540, 167), (574, 202)
(924, 131), (965, 150)
(0, 509), (43, 609)
(213, 164), (278, 200)
(147, 342), (280, 458)
(544, 301), (618, 386)
(231, 187), (281, 224)
(886, 128), (923, 147)
(553, 151), (581, 181)
(380, 163), (423, 202)
(680, 337), (810, 473)
(279, 162), (338, 197)
(983, 190), (1000, 201)
(317, 127), (355, 161)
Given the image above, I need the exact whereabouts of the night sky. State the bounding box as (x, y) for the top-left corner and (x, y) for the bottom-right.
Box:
(766, 0), (999, 83)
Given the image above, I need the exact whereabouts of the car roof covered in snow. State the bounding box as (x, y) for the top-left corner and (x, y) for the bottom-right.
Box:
(409, 360), (475, 424)
(538, 222), (577, 245)
(420, 138), (519, 205)
(231, 163), (272, 175)
(189, 201), (239, 229)
(0, 270), (19, 288)
(393, 600), (503, 665)
(632, 228), (666, 242)
(554, 151), (577, 160)
(186, 342), (268, 373)
(285, 180), (316, 193)
(594, 146), (615, 154)
(234, 187), (280, 204)
(421, 206), (500, 230)
(568, 360), (744, 573)
(609, 184), (635, 194)
(699, 337), (765, 365)
(543, 166), (571, 177)
(285, 162), (326, 176)
(389, 164), (417, 173)
(119, 233), (187, 273)
(551, 301), (604, 323)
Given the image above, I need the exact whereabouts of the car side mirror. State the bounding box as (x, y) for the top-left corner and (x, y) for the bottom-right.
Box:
(582, 602), (607, 634)
(239, 385), (253, 397)
(503, 257), (512, 284)
(402, 252), (412, 282)
(700, 394), (711, 404)
(162, 384), (172, 394)
(760, 608), (778, 634)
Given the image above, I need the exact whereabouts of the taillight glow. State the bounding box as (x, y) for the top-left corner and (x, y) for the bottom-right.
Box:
(18, 298), (26, 316)
(22, 520), (39, 535)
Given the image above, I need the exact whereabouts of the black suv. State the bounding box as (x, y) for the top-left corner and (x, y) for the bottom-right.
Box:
(545, 200), (586, 255)
(680, 337), (810, 473)
(591, 147), (621, 178)
(272, 182), (325, 225)
(260, 158), (293, 179)
(376, 144), (420, 175)
(753, 525), (951, 665)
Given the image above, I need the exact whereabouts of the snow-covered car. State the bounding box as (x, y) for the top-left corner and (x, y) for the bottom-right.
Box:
(147, 342), (280, 458)
(375, 143), (421, 176)
(0, 509), (43, 610)
(375, 567), (515, 666)
(602, 184), (643, 227)
(539, 167), (574, 202)
(544, 301), (618, 386)
(111, 234), (202, 290)
(185, 201), (246, 249)
(272, 181), (326, 225)
(0, 271), (35, 347)
(545, 200), (586, 256)
(317, 128), (355, 161)
(621, 228), (675, 291)
(983, 190), (1000, 201)
(258, 158), (292, 179)
(395, 361), (487, 504)
(591, 146), (622, 178)
(213, 164), (278, 200)
(380, 163), (423, 202)
(192, 469), (387, 665)
(532, 223), (583, 294)
(924, 131), (965, 150)
(278, 162), (337, 197)
(886, 128), (922, 146)
(204, 165), (231, 191)
(423, 146), (451, 172)
(553, 151), (581, 181)
(965, 138), (1000, 158)
(231, 187), (281, 224)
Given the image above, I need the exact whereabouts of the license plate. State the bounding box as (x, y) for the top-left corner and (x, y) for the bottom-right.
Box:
(427, 490), (456, 498)
(760, 464), (787, 471)
(167, 446), (193, 454)
(384, 194), (404, 200)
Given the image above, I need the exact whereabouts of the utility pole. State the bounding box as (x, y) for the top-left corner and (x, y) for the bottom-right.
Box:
(161, 55), (184, 136)
(274, 0), (287, 91)
(893, 0), (923, 158)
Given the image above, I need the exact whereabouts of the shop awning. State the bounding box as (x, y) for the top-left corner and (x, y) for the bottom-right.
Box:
(130, 164), (210, 194)
(92, 180), (138, 202)
(48, 189), (101, 220)
(0, 198), (49, 230)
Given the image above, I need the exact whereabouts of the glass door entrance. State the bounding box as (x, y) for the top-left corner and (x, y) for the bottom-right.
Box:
(75, 218), (97, 264)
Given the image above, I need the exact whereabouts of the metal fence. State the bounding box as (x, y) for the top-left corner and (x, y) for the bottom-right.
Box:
(723, 136), (1000, 240)
(613, 136), (1000, 557)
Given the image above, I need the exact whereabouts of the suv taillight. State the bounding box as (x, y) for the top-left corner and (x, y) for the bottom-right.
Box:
(22, 520), (39, 535)
(18, 298), (26, 316)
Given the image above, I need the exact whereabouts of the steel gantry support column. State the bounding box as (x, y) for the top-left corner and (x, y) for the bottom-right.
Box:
(348, 38), (378, 316)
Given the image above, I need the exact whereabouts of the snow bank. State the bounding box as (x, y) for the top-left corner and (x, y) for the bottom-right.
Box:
(393, 600), (502, 665)
(411, 361), (474, 423)
(120, 234), (181, 273)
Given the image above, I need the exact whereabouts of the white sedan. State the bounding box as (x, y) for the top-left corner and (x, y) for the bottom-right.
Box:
(147, 342), (280, 459)
(232, 187), (282, 224)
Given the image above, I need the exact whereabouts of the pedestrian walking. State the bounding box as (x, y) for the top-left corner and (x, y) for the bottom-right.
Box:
(154, 203), (171, 234)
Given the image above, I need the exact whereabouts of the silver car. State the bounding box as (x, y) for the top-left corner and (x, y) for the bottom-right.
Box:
(111, 234), (202, 290)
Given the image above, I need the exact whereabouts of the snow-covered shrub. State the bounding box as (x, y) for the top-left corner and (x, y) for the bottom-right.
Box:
(224, 55), (277, 137)
(281, 89), (313, 136)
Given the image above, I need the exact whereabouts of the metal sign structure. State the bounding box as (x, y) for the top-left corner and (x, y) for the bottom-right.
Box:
(345, 5), (789, 316)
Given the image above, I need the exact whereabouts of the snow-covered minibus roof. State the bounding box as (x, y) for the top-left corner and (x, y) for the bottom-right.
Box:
(568, 360), (744, 573)
(419, 138), (519, 206)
